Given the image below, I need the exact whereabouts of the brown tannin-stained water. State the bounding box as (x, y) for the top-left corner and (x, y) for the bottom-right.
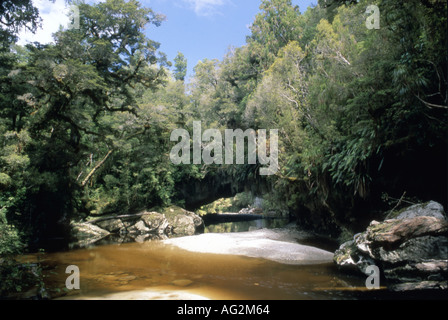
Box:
(29, 239), (380, 300)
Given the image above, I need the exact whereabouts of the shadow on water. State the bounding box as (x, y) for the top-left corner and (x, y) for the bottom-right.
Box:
(33, 240), (445, 301)
(203, 214), (290, 234)
(21, 214), (447, 300)
(32, 241), (369, 300)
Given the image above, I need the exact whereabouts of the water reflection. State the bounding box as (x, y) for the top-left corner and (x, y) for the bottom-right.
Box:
(205, 218), (290, 233)
(24, 216), (445, 300)
(37, 241), (371, 300)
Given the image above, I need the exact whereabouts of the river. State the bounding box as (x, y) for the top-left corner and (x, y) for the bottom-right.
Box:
(26, 217), (391, 300)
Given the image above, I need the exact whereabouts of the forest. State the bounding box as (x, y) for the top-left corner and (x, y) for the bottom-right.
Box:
(0, 0), (447, 297)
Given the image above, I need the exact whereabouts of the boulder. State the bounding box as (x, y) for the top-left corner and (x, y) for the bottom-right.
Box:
(367, 216), (448, 247)
(128, 220), (150, 235)
(171, 215), (196, 236)
(140, 213), (168, 233)
(162, 206), (205, 236)
(334, 201), (448, 291)
(70, 223), (110, 247)
(385, 201), (446, 220)
(95, 219), (125, 233)
(70, 207), (204, 248)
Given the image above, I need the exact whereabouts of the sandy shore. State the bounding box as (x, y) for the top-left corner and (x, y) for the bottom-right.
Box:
(164, 227), (334, 265)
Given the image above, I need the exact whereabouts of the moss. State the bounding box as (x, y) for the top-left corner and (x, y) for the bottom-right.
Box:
(386, 201), (428, 219)
(199, 197), (235, 214)
(387, 207), (408, 219)
(196, 209), (207, 217)
(333, 241), (356, 265)
(367, 220), (397, 234)
(161, 205), (189, 219)
(198, 192), (256, 215)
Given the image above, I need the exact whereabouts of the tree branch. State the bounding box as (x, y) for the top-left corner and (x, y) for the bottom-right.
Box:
(81, 150), (113, 187)
(416, 94), (448, 109)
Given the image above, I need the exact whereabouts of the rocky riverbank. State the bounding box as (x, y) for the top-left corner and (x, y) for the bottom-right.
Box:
(70, 206), (204, 248)
(70, 201), (447, 294)
(334, 201), (448, 292)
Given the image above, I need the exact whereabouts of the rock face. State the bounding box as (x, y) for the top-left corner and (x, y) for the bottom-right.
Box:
(334, 201), (448, 291)
(70, 206), (204, 248)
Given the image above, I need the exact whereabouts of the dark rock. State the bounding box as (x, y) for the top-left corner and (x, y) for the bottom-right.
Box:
(334, 201), (448, 292)
(366, 217), (448, 247)
(384, 260), (448, 283)
(374, 235), (448, 265)
(389, 281), (448, 292)
(385, 201), (447, 221)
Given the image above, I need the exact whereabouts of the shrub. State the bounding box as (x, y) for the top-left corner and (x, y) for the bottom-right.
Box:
(0, 221), (44, 298)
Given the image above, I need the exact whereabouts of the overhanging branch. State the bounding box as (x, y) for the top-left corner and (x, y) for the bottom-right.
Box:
(81, 150), (113, 187)
(416, 95), (448, 110)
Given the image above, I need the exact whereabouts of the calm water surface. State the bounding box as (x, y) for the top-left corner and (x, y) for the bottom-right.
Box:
(21, 218), (444, 300)
(205, 217), (290, 234)
(27, 219), (388, 300)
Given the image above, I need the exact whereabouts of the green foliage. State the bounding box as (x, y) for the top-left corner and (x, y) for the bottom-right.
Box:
(198, 191), (255, 215)
(174, 52), (188, 81)
(0, 222), (23, 256)
(261, 192), (289, 216)
(233, 192), (255, 210)
(193, 0), (447, 231)
(0, 220), (43, 298)
(247, 0), (303, 71)
(198, 198), (234, 215)
(0, 0), (173, 235)
(0, 0), (40, 46)
(0, 0), (446, 253)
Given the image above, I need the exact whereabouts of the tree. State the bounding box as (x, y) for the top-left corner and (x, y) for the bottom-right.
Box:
(174, 51), (187, 81)
(1, 0), (169, 241)
(247, 0), (302, 72)
(243, 0), (447, 232)
(0, 0), (41, 46)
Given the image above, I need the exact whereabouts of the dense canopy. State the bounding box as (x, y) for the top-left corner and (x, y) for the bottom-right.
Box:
(0, 0), (446, 295)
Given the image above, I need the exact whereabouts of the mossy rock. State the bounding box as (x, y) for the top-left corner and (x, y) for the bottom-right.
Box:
(333, 240), (356, 266)
(385, 201), (446, 221)
(161, 206), (190, 219)
(140, 213), (167, 230)
(161, 206), (204, 236)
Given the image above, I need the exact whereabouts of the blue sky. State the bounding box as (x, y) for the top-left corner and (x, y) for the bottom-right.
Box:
(145, 0), (317, 80)
(18, 0), (317, 80)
